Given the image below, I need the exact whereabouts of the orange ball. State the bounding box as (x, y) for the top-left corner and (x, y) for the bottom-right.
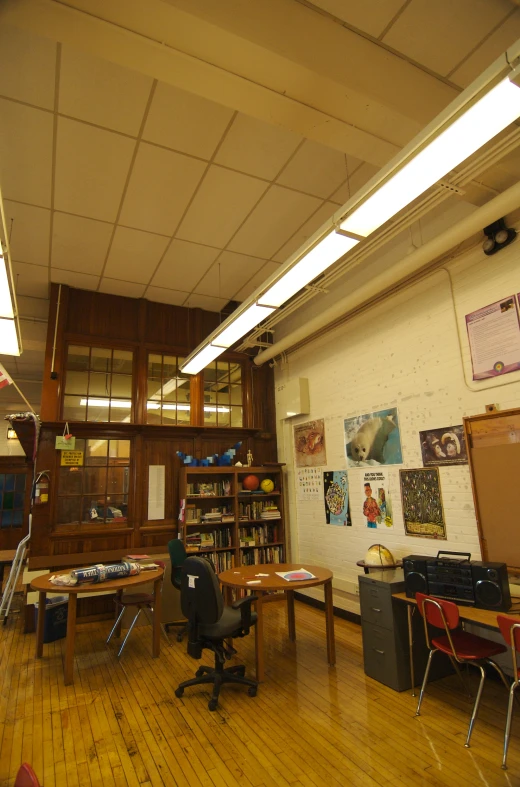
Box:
(242, 474), (260, 491)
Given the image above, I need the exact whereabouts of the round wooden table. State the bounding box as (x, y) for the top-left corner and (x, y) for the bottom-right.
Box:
(31, 567), (164, 685)
(218, 563), (335, 682)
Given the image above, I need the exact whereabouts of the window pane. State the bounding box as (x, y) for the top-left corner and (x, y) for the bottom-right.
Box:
(14, 491), (23, 508)
(5, 475), (14, 492)
(177, 379), (190, 402)
(217, 387), (230, 406)
(203, 363), (218, 384)
(63, 395), (86, 422)
(89, 373), (111, 397)
(65, 370), (89, 395)
(109, 401), (132, 423)
(111, 374), (132, 399)
(113, 349), (133, 375)
(3, 491), (13, 509)
(0, 475), (4, 491)
(67, 345), (89, 372)
(177, 406), (190, 424)
(107, 466), (128, 494)
(12, 510), (23, 526)
(204, 407), (217, 426)
(107, 495), (128, 520)
(91, 347), (112, 372)
(109, 440), (130, 461)
(84, 467), (107, 495)
(147, 379), (163, 399)
(15, 475), (25, 492)
(146, 406), (161, 425)
(217, 407), (230, 427)
(85, 439), (108, 464)
(148, 354), (162, 378)
(86, 403), (109, 422)
(82, 497), (104, 523)
(162, 355), (178, 381)
(216, 361), (229, 381)
(2, 510), (13, 527)
(59, 467), (83, 495)
(57, 497), (81, 525)
(161, 405), (177, 425)
(231, 406), (243, 427)
(230, 383), (242, 406)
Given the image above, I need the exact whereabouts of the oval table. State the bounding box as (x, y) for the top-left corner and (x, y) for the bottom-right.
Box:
(31, 567), (164, 685)
(218, 563), (335, 682)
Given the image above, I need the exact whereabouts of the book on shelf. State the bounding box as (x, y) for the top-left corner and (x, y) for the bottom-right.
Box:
(200, 532), (215, 549)
(186, 479), (232, 496)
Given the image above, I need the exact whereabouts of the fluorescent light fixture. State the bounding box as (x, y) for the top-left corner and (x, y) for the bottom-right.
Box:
(6, 427), (17, 440)
(258, 231), (359, 308)
(0, 252), (14, 319)
(80, 398), (131, 408)
(212, 304), (275, 348)
(181, 343), (224, 375)
(0, 318), (20, 356)
(341, 73), (520, 238)
(146, 401), (229, 412)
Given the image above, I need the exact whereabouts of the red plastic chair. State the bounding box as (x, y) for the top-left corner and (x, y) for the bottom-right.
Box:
(15, 763), (41, 786)
(497, 614), (520, 769)
(415, 593), (508, 747)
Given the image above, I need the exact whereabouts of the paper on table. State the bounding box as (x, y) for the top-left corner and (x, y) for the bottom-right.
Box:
(247, 580), (261, 584)
(255, 573), (269, 577)
(275, 568), (316, 582)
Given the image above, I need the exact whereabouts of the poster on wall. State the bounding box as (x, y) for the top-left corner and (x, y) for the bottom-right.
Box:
(419, 425), (467, 467)
(400, 468), (446, 539)
(296, 467), (323, 500)
(323, 471), (351, 526)
(344, 407), (403, 467)
(466, 295), (520, 380)
(294, 419), (327, 467)
(361, 470), (393, 529)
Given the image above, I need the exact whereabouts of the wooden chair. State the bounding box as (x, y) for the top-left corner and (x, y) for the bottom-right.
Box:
(15, 764), (41, 786)
(497, 613), (520, 769)
(415, 592), (508, 747)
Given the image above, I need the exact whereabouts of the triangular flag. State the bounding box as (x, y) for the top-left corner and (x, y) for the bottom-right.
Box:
(0, 363), (13, 390)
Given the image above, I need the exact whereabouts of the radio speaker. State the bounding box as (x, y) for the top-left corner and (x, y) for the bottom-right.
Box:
(403, 555), (430, 599)
(471, 562), (511, 611)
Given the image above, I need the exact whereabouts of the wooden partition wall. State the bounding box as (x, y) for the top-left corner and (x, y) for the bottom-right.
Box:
(30, 285), (278, 570)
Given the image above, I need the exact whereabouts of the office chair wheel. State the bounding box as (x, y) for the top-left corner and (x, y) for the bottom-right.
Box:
(248, 686), (257, 697)
(176, 633), (184, 643)
(236, 666), (246, 677)
(175, 688), (184, 698)
(208, 698), (218, 711)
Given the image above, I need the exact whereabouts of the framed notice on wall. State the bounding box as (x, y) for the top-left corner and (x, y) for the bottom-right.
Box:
(466, 295), (520, 380)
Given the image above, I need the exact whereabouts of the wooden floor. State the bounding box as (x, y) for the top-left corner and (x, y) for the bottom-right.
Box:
(1, 600), (520, 787)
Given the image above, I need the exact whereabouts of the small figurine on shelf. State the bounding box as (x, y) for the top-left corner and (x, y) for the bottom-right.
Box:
(247, 449), (253, 467)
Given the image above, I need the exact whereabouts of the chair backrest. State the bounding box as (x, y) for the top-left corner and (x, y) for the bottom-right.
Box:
(416, 592), (460, 630)
(168, 538), (187, 590)
(497, 613), (520, 649)
(15, 764), (40, 787)
(180, 555), (224, 625)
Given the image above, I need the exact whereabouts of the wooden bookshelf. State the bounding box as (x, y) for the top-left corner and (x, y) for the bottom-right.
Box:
(178, 466), (286, 571)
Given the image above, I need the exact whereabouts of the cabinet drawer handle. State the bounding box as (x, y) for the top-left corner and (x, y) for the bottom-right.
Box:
(371, 607), (381, 613)
(373, 648), (385, 655)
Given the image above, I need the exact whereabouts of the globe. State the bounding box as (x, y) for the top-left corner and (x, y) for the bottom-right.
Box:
(260, 478), (275, 493)
(364, 544), (395, 567)
(242, 474), (260, 491)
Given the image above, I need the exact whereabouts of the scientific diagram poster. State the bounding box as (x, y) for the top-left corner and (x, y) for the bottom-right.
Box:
(296, 467), (323, 500)
(344, 407), (403, 467)
(361, 469), (393, 529)
(400, 468), (446, 539)
(466, 296), (520, 380)
(323, 470), (351, 526)
(294, 419), (327, 467)
(419, 425), (467, 467)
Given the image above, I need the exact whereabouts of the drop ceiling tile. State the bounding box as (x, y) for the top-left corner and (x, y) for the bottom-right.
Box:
(52, 212), (113, 274)
(54, 117), (135, 222)
(214, 114), (302, 180)
(450, 11), (520, 86)
(12, 261), (49, 299)
(277, 140), (360, 199)
(0, 25), (56, 110)
(14, 361), (45, 379)
(196, 251), (266, 299)
(232, 261), (282, 302)
(145, 286), (190, 307)
(119, 143), (207, 235)
(307, 0), (409, 38)
(183, 292), (228, 312)
(272, 201), (339, 263)
(13, 349), (45, 368)
(98, 278), (147, 298)
(59, 46), (153, 136)
(383, 0), (513, 76)
(19, 320), (47, 346)
(104, 226), (169, 284)
(143, 81), (234, 159)
(228, 186), (322, 259)
(50, 269), (99, 291)
(0, 100), (53, 207)
(150, 239), (220, 291)
(177, 166), (269, 248)
(329, 163), (380, 205)
(17, 296), (49, 321)
(3, 201), (50, 266)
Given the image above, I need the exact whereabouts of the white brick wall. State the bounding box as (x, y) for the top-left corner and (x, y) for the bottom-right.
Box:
(275, 238), (520, 613)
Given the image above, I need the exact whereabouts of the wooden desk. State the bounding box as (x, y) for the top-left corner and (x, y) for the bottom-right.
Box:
(219, 563), (335, 682)
(393, 592), (520, 695)
(31, 567), (163, 685)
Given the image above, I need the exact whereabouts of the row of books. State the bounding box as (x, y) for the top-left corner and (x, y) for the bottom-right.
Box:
(213, 551), (235, 572)
(239, 524), (279, 546)
(238, 500), (281, 521)
(186, 527), (233, 551)
(185, 505), (234, 525)
(241, 545), (283, 565)
(186, 480), (231, 496)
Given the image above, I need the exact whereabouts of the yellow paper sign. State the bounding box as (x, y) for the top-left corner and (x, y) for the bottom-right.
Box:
(55, 435), (76, 450)
(60, 450), (84, 467)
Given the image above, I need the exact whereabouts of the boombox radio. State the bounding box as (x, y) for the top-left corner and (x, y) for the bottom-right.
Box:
(403, 551), (511, 611)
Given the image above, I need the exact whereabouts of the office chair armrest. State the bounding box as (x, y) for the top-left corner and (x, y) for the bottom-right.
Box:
(232, 595), (258, 630)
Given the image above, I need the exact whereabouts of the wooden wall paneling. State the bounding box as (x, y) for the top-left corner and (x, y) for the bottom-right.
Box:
(66, 289), (140, 342)
(242, 360), (253, 428)
(251, 362), (276, 432)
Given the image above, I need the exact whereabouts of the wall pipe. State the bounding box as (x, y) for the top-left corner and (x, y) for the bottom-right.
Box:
(254, 179), (520, 365)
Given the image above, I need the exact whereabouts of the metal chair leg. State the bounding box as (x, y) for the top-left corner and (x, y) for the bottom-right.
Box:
(117, 608), (143, 657)
(144, 606), (171, 646)
(106, 607), (125, 644)
(502, 681), (518, 769)
(465, 664), (486, 748)
(448, 655), (472, 698)
(415, 649), (437, 717)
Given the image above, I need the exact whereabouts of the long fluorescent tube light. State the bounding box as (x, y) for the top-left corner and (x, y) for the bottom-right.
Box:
(181, 344), (224, 375)
(0, 252), (14, 319)
(341, 71), (520, 238)
(258, 231), (359, 308)
(0, 318), (20, 356)
(146, 402), (230, 412)
(80, 398), (131, 408)
(212, 304), (275, 348)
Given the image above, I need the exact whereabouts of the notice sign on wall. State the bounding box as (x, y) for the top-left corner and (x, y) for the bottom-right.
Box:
(148, 465), (165, 520)
(466, 295), (520, 380)
(60, 450), (84, 466)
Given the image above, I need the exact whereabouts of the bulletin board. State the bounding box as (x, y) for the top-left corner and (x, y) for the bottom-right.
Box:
(464, 407), (520, 571)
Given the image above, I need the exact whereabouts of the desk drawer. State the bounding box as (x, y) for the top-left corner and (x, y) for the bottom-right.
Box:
(361, 622), (409, 691)
(359, 582), (394, 627)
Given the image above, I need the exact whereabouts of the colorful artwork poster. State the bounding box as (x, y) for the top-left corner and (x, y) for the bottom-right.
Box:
(294, 419), (327, 468)
(361, 470), (393, 529)
(466, 295), (520, 380)
(323, 471), (351, 526)
(400, 468), (446, 540)
(297, 467), (323, 500)
(419, 424), (467, 467)
(344, 407), (403, 467)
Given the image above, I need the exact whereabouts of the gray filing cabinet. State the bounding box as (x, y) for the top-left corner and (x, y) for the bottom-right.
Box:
(359, 570), (451, 692)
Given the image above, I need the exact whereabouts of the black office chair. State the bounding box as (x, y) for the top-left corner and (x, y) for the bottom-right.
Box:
(165, 538), (188, 642)
(174, 556), (258, 711)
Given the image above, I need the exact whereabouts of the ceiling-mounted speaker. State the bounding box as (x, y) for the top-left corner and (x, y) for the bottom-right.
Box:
(482, 217), (516, 256)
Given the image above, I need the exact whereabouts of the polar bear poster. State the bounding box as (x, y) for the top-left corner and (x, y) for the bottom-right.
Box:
(344, 407), (403, 467)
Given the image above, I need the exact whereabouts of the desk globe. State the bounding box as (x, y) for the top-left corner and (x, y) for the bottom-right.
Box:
(364, 544), (395, 567)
